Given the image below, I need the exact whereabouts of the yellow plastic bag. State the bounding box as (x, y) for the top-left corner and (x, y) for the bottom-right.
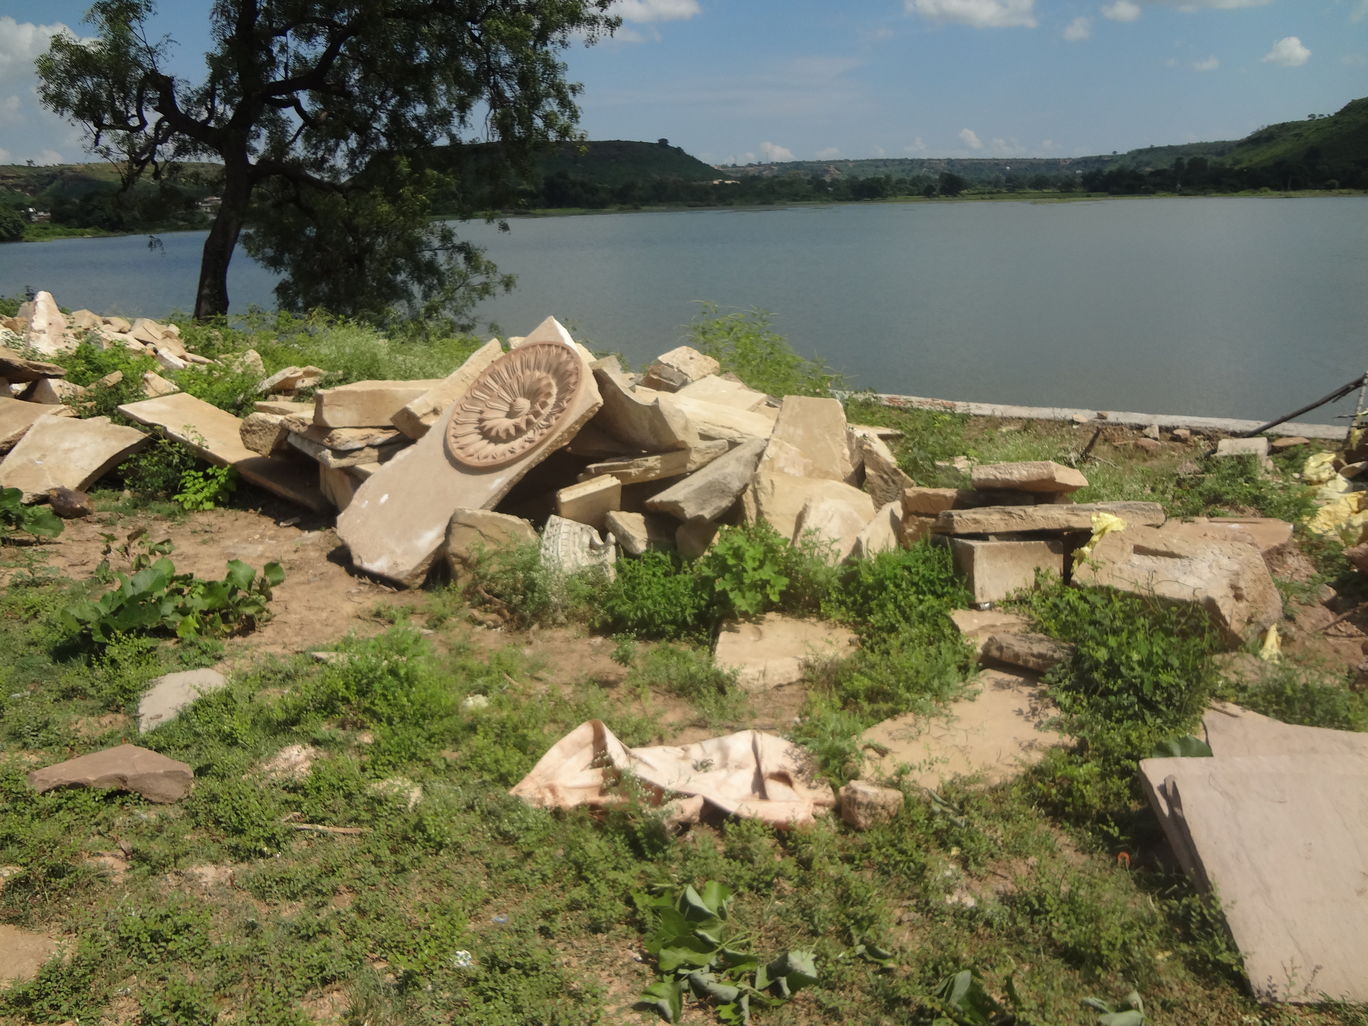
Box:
(1074, 512), (1128, 563)
(1258, 624), (1281, 663)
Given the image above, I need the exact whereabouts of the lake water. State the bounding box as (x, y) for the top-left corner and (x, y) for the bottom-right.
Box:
(3, 197), (1366, 422)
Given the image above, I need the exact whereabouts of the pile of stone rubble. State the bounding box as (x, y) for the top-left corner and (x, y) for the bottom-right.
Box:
(1, 293), (1295, 659)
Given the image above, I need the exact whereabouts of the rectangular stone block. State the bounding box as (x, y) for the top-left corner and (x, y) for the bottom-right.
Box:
(313, 379), (446, 429)
(934, 501), (1166, 537)
(556, 474), (622, 531)
(951, 537), (1067, 604)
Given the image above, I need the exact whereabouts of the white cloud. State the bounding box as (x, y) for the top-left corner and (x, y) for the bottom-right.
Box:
(959, 128), (984, 149)
(816, 146), (841, 159)
(0, 17), (94, 164)
(1352, 0), (1368, 23)
(1040, 138), (1056, 151)
(904, 137), (928, 152)
(760, 140), (795, 161)
(1063, 16), (1092, 39)
(1101, 1), (1142, 22)
(905, 0), (1037, 29)
(1192, 55), (1220, 70)
(1169, 0), (1270, 8)
(612, 0), (700, 23)
(1342, 53), (1367, 65)
(872, 144), (887, 156)
(1262, 35), (1310, 67)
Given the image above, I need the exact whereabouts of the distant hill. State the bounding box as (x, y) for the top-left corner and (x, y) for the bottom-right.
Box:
(1109, 97), (1368, 185)
(720, 155), (1109, 186)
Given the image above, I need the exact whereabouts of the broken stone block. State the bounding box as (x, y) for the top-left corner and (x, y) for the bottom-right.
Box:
(1270, 435), (1310, 452)
(286, 429), (406, 470)
(313, 379), (446, 429)
(838, 780), (904, 830)
(582, 440), (730, 486)
(748, 473), (874, 546)
(540, 514), (616, 580)
(23, 291), (71, 356)
(591, 364), (693, 451)
(129, 317), (166, 346)
(318, 465), (372, 511)
(757, 396), (854, 483)
(391, 338), (504, 440)
(444, 508), (538, 581)
(104, 315), (132, 333)
(949, 608), (1031, 657)
(283, 418), (404, 451)
(970, 460), (1088, 495)
(0, 415), (147, 501)
(154, 348), (189, 372)
(662, 392), (776, 444)
(676, 375), (772, 412)
(950, 537), (1067, 604)
(640, 345), (721, 392)
(138, 668), (229, 732)
(857, 432), (913, 508)
(713, 613), (857, 692)
(676, 516), (718, 559)
(646, 438), (766, 522)
(258, 365), (325, 396)
(556, 474), (622, 531)
(47, 486), (93, 518)
(980, 632), (1073, 675)
(254, 399), (313, 418)
(141, 371), (179, 397)
(0, 396), (65, 449)
(851, 500), (905, 560)
(1215, 436), (1270, 460)
(339, 343), (602, 587)
(511, 315), (596, 363)
(68, 308), (102, 332)
(1074, 524), (1282, 646)
(23, 377), (86, 404)
(28, 744), (193, 803)
(0, 346), (67, 384)
(1164, 516), (1295, 560)
(795, 489), (877, 563)
(933, 501), (1166, 537)
(862, 670), (1062, 787)
(902, 486), (1034, 516)
(605, 510), (675, 556)
(240, 411), (292, 456)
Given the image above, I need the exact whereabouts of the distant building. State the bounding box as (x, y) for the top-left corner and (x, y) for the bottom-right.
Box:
(25, 207), (51, 223)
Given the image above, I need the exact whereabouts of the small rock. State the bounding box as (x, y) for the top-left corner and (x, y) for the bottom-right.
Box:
(28, 744), (193, 803)
(1171, 428), (1192, 442)
(138, 668), (228, 732)
(980, 632), (1073, 674)
(259, 744), (320, 781)
(1142, 423), (1161, 440)
(1132, 438), (1163, 453)
(1270, 435), (1310, 452)
(47, 486), (94, 518)
(838, 780), (904, 830)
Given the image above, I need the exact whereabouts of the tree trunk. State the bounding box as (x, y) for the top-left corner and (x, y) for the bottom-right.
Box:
(194, 160), (251, 321)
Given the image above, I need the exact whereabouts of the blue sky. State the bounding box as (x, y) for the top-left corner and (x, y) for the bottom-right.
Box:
(2, 1), (1364, 166)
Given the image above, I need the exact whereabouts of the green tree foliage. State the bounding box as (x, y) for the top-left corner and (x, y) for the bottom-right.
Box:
(36, 0), (618, 327)
(0, 206), (26, 242)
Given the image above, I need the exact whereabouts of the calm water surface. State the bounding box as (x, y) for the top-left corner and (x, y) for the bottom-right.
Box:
(3, 197), (1365, 422)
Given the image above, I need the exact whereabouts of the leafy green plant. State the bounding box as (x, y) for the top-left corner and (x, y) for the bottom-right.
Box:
(174, 464), (237, 511)
(1082, 990), (1145, 1026)
(696, 524), (791, 621)
(63, 546), (284, 645)
(635, 881), (818, 1024)
(597, 550), (709, 640)
(0, 486), (63, 541)
(687, 305), (844, 398)
(1168, 452), (1316, 523)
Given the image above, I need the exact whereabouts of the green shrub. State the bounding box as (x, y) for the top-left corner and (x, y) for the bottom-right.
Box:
(687, 304), (844, 397)
(464, 542), (557, 628)
(0, 486), (63, 541)
(695, 522), (795, 621)
(1167, 452), (1316, 523)
(596, 550), (709, 640)
(173, 465), (237, 511)
(1224, 662), (1368, 731)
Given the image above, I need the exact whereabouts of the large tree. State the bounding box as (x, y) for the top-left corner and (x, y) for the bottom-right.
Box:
(37, 0), (617, 325)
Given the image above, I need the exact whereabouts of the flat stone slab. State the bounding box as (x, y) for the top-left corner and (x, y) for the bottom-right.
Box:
(0, 924), (59, 985)
(313, 379), (446, 428)
(1139, 753), (1368, 1002)
(1164, 517), (1295, 559)
(1075, 524), (1282, 646)
(0, 346), (66, 383)
(28, 744), (193, 803)
(933, 501), (1166, 536)
(138, 668), (228, 732)
(1202, 702), (1368, 759)
(582, 440), (730, 486)
(392, 338), (504, 439)
(0, 415), (147, 501)
(862, 670), (1062, 787)
(970, 460), (1088, 494)
(0, 396), (67, 449)
(119, 393), (328, 511)
(713, 614), (857, 692)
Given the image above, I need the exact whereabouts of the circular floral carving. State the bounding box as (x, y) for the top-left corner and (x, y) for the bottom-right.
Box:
(446, 343), (583, 468)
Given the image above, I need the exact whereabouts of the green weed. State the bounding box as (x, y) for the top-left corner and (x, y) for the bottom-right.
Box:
(687, 305), (844, 398)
